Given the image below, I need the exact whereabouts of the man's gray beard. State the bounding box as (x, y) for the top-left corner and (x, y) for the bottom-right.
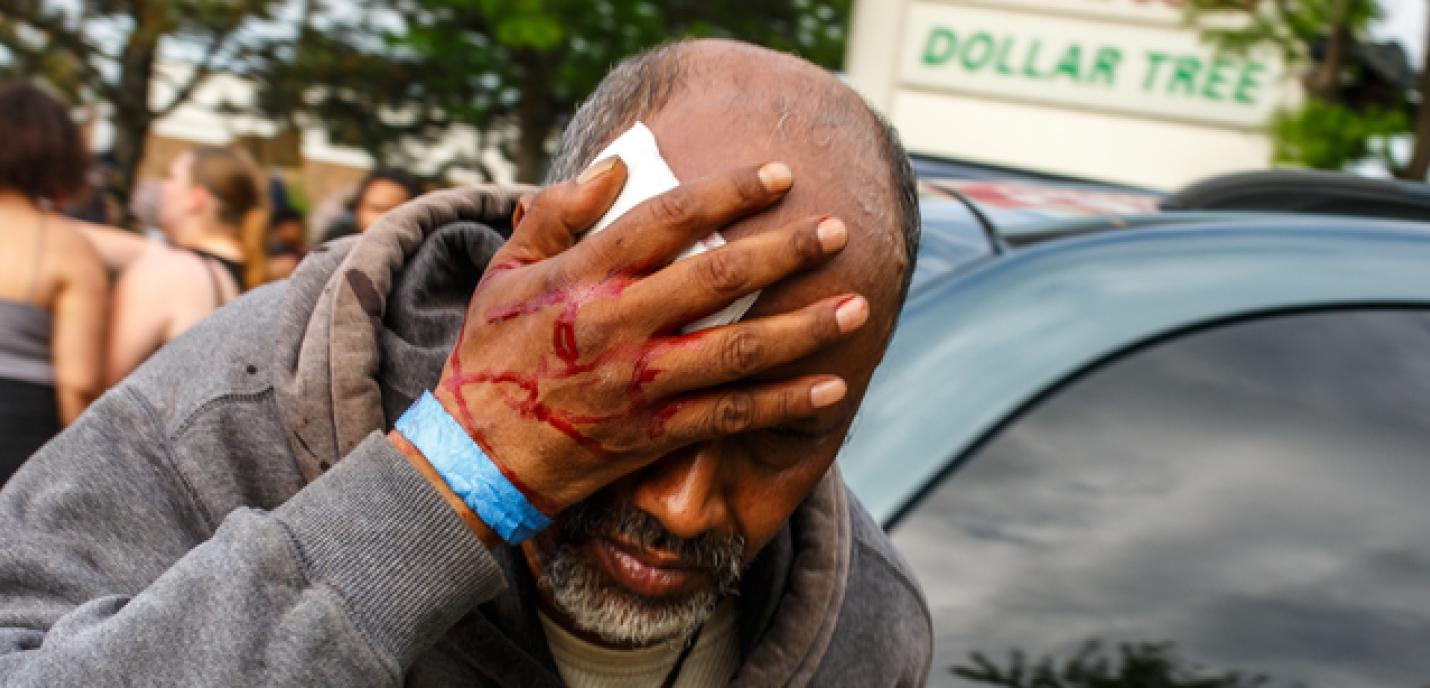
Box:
(535, 498), (745, 646)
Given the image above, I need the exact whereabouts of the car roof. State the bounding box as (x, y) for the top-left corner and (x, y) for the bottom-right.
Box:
(911, 177), (1223, 295)
(911, 154), (1158, 195)
(912, 170), (1430, 293)
(844, 213), (1430, 526)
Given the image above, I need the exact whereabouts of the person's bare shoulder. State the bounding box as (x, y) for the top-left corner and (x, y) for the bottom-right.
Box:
(73, 219), (152, 271)
(118, 244), (208, 295)
(46, 217), (106, 290)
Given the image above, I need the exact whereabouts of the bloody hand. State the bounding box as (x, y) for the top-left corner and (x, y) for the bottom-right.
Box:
(431, 158), (868, 515)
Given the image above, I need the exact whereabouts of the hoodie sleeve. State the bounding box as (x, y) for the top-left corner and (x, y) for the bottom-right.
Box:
(0, 386), (506, 686)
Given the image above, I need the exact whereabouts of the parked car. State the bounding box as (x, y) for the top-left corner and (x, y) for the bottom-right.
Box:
(841, 162), (1430, 686)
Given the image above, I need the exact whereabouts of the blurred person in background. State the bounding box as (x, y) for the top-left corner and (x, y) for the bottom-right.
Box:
(0, 83), (107, 483)
(128, 178), (165, 235)
(105, 146), (267, 386)
(75, 179), (164, 276)
(317, 168), (421, 243)
(265, 207), (307, 280)
(62, 152), (120, 226)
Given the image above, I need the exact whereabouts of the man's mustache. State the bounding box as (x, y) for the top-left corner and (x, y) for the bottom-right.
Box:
(558, 498), (745, 587)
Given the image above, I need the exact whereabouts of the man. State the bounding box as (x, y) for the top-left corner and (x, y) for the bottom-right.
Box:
(0, 39), (929, 686)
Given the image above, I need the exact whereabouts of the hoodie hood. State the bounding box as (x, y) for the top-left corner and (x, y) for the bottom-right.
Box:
(273, 185), (526, 480)
(269, 184), (853, 686)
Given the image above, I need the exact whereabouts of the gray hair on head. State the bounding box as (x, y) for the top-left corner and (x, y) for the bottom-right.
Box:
(545, 39), (921, 304)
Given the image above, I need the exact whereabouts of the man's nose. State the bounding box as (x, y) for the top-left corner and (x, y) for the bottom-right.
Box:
(629, 442), (732, 542)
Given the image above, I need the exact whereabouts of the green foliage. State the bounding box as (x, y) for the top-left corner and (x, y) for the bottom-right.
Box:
(0, 0), (288, 98)
(1270, 97), (1408, 169)
(0, 0), (290, 199)
(269, 0), (853, 180)
(1182, 0), (1421, 173)
(953, 641), (1273, 688)
(4, 0), (852, 183)
(0, 21), (85, 102)
(1183, 0), (1379, 63)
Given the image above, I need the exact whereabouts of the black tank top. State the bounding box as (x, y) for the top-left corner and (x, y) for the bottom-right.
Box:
(184, 247), (245, 305)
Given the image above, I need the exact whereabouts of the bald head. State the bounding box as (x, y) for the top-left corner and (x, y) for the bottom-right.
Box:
(524, 43), (924, 642)
(548, 39), (920, 310)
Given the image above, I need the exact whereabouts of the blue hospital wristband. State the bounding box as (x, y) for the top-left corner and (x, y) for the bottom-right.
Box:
(395, 391), (552, 543)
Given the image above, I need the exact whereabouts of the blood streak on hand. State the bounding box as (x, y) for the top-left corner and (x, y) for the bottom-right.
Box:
(483, 276), (635, 367)
(444, 273), (710, 505)
(648, 400), (687, 439)
(477, 260), (524, 290)
(627, 330), (706, 400)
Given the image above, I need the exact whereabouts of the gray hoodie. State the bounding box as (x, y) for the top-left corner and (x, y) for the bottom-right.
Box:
(0, 186), (932, 687)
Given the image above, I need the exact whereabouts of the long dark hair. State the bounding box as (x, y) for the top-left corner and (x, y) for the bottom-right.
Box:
(0, 83), (90, 204)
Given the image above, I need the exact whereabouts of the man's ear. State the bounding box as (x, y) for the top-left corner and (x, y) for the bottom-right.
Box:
(512, 194), (535, 228)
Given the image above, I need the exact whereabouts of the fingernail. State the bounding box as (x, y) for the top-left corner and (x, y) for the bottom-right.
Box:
(835, 296), (869, 333)
(758, 162), (793, 193)
(810, 379), (847, 409)
(817, 217), (847, 253)
(578, 156), (618, 185)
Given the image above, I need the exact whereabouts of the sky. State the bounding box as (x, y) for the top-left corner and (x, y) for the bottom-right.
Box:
(1376, 0), (1426, 63)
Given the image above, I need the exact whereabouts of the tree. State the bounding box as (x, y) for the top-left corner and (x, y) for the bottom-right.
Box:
(1185, 0), (1428, 180)
(254, 0), (499, 182)
(0, 0), (288, 198)
(272, 0), (853, 183)
(953, 641), (1272, 688)
(1405, 3), (1430, 178)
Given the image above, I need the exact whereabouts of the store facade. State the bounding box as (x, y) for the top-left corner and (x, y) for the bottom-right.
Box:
(845, 0), (1295, 189)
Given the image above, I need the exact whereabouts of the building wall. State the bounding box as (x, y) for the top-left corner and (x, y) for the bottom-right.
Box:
(298, 158), (369, 210)
(97, 61), (515, 228)
(846, 0), (1298, 190)
(135, 134), (196, 185)
(134, 132), (369, 214)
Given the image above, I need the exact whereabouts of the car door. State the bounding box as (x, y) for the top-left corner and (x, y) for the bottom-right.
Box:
(890, 308), (1430, 687)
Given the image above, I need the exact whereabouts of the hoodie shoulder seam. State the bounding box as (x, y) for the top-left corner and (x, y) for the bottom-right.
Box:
(125, 385), (218, 532)
(170, 387), (276, 440)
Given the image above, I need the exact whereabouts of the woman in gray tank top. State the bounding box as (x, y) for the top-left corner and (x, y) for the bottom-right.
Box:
(0, 84), (108, 484)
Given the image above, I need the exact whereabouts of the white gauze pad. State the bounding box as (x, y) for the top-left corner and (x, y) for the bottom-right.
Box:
(580, 121), (759, 333)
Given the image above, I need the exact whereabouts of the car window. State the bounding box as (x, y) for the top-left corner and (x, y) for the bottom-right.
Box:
(892, 309), (1430, 688)
(909, 195), (997, 294)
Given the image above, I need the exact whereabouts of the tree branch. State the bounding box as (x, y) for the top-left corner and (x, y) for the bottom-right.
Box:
(153, 23), (238, 117)
(1, 3), (118, 62)
(0, 5), (119, 99)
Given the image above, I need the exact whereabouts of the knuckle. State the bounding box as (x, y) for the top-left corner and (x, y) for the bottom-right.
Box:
(602, 425), (644, 454)
(578, 303), (618, 347)
(776, 387), (800, 423)
(698, 250), (746, 297)
(540, 261), (571, 294)
(711, 392), (755, 434)
(650, 191), (696, 230)
(721, 329), (763, 377)
(579, 299), (613, 330)
(813, 304), (843, 343)
(734, 171), (767, 205)
(792, 224), (824, 263)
